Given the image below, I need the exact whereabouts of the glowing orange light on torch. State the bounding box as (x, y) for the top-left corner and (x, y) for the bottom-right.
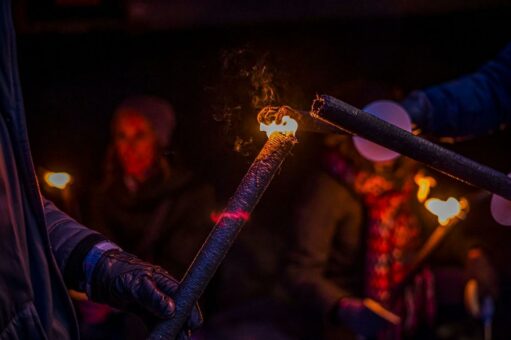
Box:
(414, 171), (436, 203)
(425, 196), (468, 226)
(150, 107), (298, 339)
(44, 171), (72, 190)
(43, 171), (78, 216)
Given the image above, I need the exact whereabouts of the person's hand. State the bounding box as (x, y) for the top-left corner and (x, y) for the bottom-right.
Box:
(88, 249), (202, 339)
(466, 248), (499, 299)
(336, 297), (400, 338)
(400, 91), (432, 131)
(464, 248), (499, 318)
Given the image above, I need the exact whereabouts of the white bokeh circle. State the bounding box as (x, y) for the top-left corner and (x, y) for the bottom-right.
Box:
(353, 100), (412, 162)
(490, 172), (511, 226)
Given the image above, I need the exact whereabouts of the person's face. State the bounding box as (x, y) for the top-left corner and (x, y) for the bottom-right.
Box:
(114, 111), (157, 181)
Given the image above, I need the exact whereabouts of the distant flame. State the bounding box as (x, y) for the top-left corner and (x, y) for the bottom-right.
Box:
(44, 172), (72, 190)
(259, 115), (298, 138)
(425, 197), (468, 225)
(414, 172), (437, 203)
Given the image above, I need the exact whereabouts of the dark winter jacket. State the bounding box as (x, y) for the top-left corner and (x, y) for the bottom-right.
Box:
(402, 42), (511, 137)
(90, 163), (215, 280)
(286, 171), (366, 317)
(0, 2), (103, 338)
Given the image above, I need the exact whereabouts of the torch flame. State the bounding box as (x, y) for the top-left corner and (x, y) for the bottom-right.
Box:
(425, 197), (468, 226)
(44, 172), (72, 190)
(414, 172), (437, 203)
(260, 115), (298, 138)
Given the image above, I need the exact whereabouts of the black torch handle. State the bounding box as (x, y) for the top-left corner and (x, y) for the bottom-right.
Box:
(311, 95), (511, 200)
(148, 133), (296, 339)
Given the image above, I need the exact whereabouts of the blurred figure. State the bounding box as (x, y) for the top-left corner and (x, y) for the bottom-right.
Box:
(285, 102), (498, 340)
(94, 95), (214, 278)
(79, 96), (215, 339)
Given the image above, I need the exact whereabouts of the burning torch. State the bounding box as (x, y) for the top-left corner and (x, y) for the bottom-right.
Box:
(393, 189), (469, 297)
(409, 196), (469, 279)
(389, 171), (467, 295)
(149, 107), (298, 339)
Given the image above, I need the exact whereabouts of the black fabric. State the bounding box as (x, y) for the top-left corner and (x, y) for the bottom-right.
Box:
(90, 162), (215, 280)
(64, 233), (107, 290)
(0, 2), (102, 338)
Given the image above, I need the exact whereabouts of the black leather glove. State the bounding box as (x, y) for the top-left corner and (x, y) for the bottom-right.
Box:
(337, 297), (399, 338)
(89, 249), (202, 339)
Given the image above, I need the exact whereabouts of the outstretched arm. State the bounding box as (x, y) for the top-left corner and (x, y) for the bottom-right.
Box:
(403, 42), (511, 137)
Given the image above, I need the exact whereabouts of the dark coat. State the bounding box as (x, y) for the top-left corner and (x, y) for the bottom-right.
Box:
(285, 155), (475, 338)
(285, 171), (366, 317)
(0, 2), (100, 338)
(402, 42), (511, 137)
(90, 163), (215, 280)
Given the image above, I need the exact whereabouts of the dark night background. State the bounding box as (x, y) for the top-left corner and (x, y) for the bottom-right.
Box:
(11, 0), (511, 334)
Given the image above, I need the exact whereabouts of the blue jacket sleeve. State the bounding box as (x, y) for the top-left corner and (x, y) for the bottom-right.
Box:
(44, 198), (107, 290)
(402, 42), (511, 137)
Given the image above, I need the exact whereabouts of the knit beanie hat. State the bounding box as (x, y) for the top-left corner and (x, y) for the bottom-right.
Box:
(114, 95), (176, 148)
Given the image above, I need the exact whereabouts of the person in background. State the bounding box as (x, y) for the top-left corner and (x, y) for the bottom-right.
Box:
(285, 101), (498, 340)
(0, 2), (200, 339)
(78, 96), (215, 338)
(93, 96), (215, 279)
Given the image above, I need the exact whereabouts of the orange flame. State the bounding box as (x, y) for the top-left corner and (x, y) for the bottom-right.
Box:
(44, 172), (72, 190)
(425, 197), (468, 226)
(259, 116), (298, 138)
(414, 172), (437, 203)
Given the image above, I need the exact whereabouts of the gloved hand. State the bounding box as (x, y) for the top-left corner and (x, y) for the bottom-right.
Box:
(88, 248), (202, 339)
(400, 91), (432, 131)
(336, 297), (399, 338)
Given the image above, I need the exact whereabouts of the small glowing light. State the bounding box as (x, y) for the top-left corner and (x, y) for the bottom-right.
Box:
(260, 116), (298, 138)
(414, 172), (437, 203)
(425, 197), (468, 225)
(44, 172), (72, 190)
